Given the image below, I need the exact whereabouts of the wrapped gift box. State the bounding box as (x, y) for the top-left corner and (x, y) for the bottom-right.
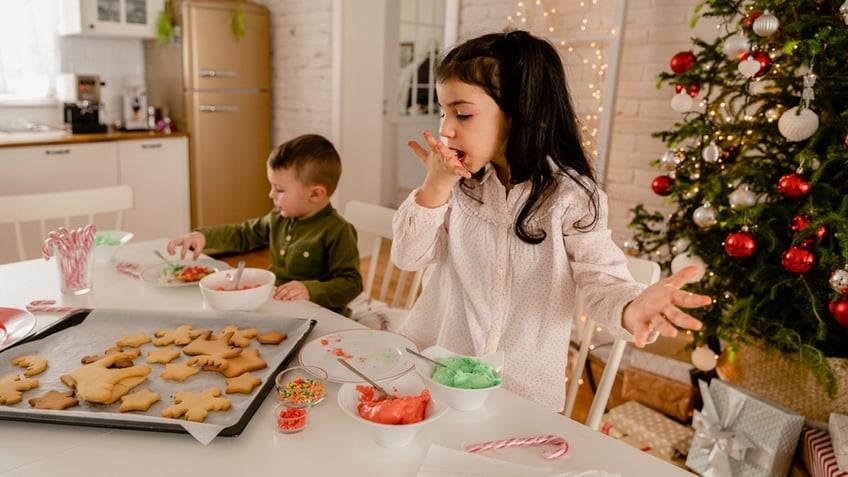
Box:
(831, 413), (848, 473)
(687, 379), (805, 477)
(628, 334), (694, 384)
(802, 427), (848, 477)
(622, 366), (700, 422)
(601, 400), (694, 460)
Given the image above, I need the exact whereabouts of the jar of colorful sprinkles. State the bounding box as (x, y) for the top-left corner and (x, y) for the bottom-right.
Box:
(274, 365), (327, 407)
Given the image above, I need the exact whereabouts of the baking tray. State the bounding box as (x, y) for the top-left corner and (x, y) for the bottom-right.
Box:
(0, 308), (316, 438)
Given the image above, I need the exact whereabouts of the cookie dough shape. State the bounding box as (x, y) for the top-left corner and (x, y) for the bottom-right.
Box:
(29, 390), (78, 410)
(221, 325), (258, 347)
(153, 325), (202, 346)
(0, 373), (39, 405)
(160, 361), (201, 382)
(60, 351), (151, 405)
(81, 347), (138, 367)
(146, 346), (181, 365)
(206, 348), (267, 378)
(225, 372), (262, 394)
(119, 388), (161, 412)
(256, 330), (288, 345)
(115, 332), (152, 348)
(161, 387), (231, 422)
(182, 331), (242, 359)
(12, 355), (48, 377)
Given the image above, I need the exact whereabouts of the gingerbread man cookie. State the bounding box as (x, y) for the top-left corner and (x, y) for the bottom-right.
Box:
(12, 355), (48, 377)
(161, 387), (231, 423)
(0, 373), (39, 405)
(60, 351), (151, 404)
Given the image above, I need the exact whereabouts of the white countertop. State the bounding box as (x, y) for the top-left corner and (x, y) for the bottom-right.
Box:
(0, 239), (693, 477)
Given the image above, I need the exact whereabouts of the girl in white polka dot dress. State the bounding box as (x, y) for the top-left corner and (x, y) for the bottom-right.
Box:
(391, 30), (712, 411)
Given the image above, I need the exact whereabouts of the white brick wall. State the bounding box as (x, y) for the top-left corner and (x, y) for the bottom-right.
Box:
(256, 0), (717, 245)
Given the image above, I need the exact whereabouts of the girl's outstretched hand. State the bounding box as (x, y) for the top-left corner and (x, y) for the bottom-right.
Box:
(621, 265), (712, 347)
(408, 130), (471, 208)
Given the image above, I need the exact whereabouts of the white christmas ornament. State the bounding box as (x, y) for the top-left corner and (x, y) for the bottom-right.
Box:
(693, 202), (717, 228)
(753, 10), (779, 37)
(660, 150), (682, 171)
(723, 33), (750, 59)
(671, 252), (707, 283)
(778, 106), (819, 142)
(671, 91), (693, 112)
(701, 141), (720, 163)
(673, 237), (690, 254)
(738, 57), (762, 77)
(622, 239), (640, 256)
(691, 346), (718, 371)
(728, 184), (757, 208)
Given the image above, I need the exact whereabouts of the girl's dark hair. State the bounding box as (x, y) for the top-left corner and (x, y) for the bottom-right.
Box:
(434, 30), (599, 244)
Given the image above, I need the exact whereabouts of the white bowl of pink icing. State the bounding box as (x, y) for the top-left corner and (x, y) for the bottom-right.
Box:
(337, 371), (448, 448)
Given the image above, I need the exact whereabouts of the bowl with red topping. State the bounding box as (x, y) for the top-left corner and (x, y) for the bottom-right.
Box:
(337, 371), (448, 447)
(199, 268), (275, 311)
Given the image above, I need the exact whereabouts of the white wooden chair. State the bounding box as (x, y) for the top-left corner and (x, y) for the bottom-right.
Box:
(344, 200), (424, 331)
(0, 185), (134, 262)
(563, 255), (661, 429)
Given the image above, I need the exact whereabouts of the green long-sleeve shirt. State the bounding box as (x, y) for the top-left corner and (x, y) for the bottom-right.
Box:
(199, 204), (363, 316)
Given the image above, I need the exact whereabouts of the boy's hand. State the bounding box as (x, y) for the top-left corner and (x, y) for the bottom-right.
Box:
(166, 231), (206, 261)
(273, 281), (310, 301)
(621, 266), (712, 347)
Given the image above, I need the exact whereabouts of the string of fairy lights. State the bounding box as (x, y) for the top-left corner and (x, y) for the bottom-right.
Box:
(506, 0), (613, 163)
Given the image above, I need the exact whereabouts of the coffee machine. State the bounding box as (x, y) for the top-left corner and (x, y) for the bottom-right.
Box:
(57, 74), (108, 134)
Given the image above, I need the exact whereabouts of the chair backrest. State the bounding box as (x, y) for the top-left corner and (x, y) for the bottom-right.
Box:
(563, 255), (661, 429)
(0, 185), (134, 262)
(343, 200), (423, 309)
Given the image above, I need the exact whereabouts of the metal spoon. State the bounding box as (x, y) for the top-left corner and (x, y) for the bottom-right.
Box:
(336, 358), (393, 400)
(405, 347), (448, 369)
(154, 250), (183, 271)
(231, 260), (246, 290)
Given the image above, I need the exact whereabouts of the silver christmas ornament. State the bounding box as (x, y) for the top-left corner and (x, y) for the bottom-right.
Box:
(753, 10), (779, 37)
(622, 239), (640, 256)
(778, 106), (819, 142)
(723, 33), (750, 59)
(728, 184), (757, 208)
(671, 91), (693, 112)
(830, 269), (848, 295)
(673, 237), (690, 255)
(693, 202), (717, 228)
(660, 150), (682, 171)
(702, 141), (720, 163)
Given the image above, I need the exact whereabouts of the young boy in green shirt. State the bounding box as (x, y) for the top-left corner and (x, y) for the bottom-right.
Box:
(167, 134), (363, 317)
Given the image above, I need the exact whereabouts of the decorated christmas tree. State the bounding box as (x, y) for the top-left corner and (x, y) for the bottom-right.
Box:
(627, 0), (848, 395)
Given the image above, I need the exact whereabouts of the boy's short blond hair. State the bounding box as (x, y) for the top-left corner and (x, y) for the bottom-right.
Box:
(267, 134), (342, 195)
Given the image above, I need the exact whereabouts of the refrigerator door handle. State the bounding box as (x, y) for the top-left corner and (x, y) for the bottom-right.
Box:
(199, 104), (239, 113)
(199, 69), (237, 78)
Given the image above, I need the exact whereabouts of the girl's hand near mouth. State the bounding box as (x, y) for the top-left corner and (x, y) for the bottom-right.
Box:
(408, 130), (471, 208)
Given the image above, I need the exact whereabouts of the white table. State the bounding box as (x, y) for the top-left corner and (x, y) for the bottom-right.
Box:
(0, 240), (693, 476)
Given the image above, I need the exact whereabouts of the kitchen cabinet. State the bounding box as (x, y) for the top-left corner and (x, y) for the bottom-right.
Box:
(118, 137), (190, 241)
(0, 135), (190, 264)
(60, 0), (164, 39)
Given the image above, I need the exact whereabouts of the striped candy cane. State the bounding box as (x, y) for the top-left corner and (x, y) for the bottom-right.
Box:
(465, 434), (570, 460)
(26, 300), (84, 314)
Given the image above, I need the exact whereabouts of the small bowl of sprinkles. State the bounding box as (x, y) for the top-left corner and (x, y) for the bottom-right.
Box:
(275, 365), (327, 407)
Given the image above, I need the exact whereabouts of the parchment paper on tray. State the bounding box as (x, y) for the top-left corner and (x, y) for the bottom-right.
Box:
(0, 308), (315, 444)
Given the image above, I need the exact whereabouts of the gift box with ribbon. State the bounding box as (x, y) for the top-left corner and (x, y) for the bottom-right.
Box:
(802, 427), (848, 477)
(831, 413), (848, 473)
(601, 400), (694, 460)
(686, 379), (805, 477)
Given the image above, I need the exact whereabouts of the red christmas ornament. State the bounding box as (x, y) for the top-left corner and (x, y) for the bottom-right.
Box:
(670, 51), (696, 74)
(790, 214), (811, 232)
(798, 225), (828, 248)
(778, 172), (811, 199)
(740, 50), (772, 78)
(651, 175), (673, 196)
(829, 297), (848, 327)
(781, 246), (815, 273)
(745, 11), (763, 27)
(687, 83), (701, 97)
(725, 230), (757, 258)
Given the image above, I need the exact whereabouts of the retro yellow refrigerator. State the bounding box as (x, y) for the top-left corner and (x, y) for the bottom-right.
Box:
(145, 0), (272, 228)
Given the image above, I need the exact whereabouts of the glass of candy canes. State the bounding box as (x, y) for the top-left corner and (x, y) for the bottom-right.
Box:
(41, 225), (97, 295)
